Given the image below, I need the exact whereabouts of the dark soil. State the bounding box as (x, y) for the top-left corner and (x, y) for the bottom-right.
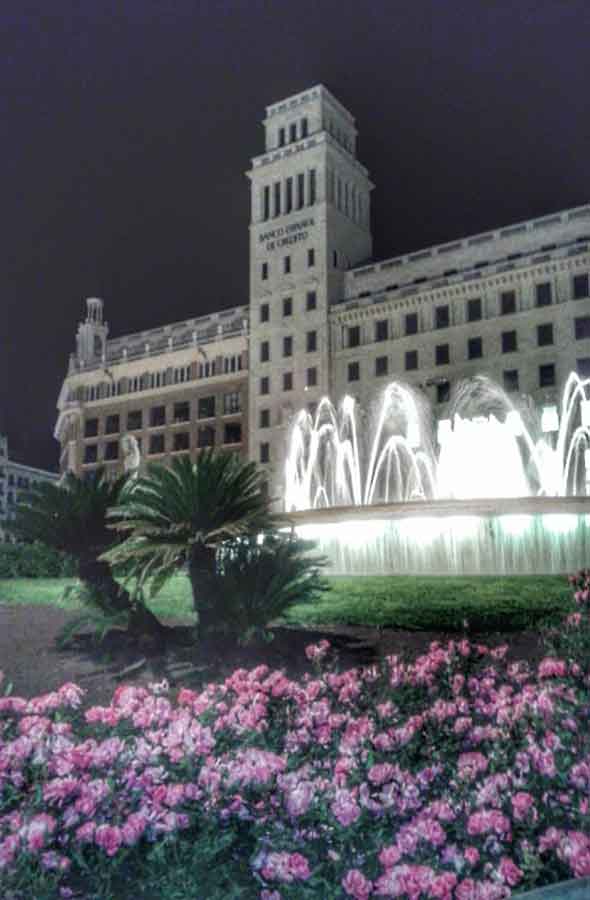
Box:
(0, 604), (548, 707)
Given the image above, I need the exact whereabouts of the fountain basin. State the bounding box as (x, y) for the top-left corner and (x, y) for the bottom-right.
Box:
(285, 496), (590, 576)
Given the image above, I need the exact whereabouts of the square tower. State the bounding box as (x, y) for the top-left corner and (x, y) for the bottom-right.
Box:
(246, 85), (373, 503)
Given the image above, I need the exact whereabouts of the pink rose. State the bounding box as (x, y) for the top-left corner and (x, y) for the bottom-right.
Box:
(94, 824), (122, 857)
(499, 857), (523, 886)
(342, 868), (372, 899)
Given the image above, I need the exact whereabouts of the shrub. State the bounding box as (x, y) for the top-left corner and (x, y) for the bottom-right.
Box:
(0, 541), (77, 578)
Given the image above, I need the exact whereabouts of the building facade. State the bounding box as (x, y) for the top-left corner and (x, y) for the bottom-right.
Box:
(0, 436), (60, 541)
(55, 85), (590, 503)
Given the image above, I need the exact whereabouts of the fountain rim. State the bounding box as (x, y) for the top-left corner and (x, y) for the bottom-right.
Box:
(281, 495), (590, 526)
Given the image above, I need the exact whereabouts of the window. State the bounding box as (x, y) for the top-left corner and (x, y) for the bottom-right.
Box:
(537, 323), (554, 346)
(500, 291), (516, 315)
(105, 414), (119, 435)
(84, 444), (98, 464)
(333, 250), (338, 267)
(283, 297), (292, 317)
(283, 336), (293, 357)
(536, 282), (552, 307)
(173, 432), (190, 452)
(435, 344), (450, 366)
(284, 255), (291, 274)
(197, 426), (215, 448)
(197, 396), (215, 419)
(375, 319), (388, 342)
(259, 409), (270, 428)
(262, 262), (268, 281)
(127, 410), (142, 431)
(173, 401), (190, 423)
(405, 350), (418, 371)
(375, 356), (388, 377)
(306, 330), (317, 353)
(273, 182), (281, 217)
(468, 337), (483, 360)
(306, 290), (317, 310)
(577, 357), (590, 377)
(223, 423), (242, 445)
(289, 122), (297, 143)
(308, 248), (315, 268)
(502, 331), (518, 353)
(260, 376), (270, 395)
(435, 305), (450, 329)
(301, 117), (308, 138)
(283, 372), (293, 391)
(437, 381), (451, 404)
(348, 325), (361, 348)
(348, 362), (360, 382)
(223, 392), (241, 414)
(297, 173), (305, 209)
(263, 186), (270, 221)
(84, 418), (98, 438)
(539, 363), (556, 388)
(306, 366), (317, 387)
(285, 177), (293, 213)
(575, 316), (590, 340)
(405, 312), (418, 336)
(467, 298), (482, 322)
(503, 369), (519, 392)
(150, 405), (166, 427)
(260, 341), (270, 363)
(573, 273), (589, 299)
(309, 169), (316, 205)
(149, 434), (165, 455)
(278, 128), (285, 147)
(260, 442), (270, 464)
(260, 303), (269, 323)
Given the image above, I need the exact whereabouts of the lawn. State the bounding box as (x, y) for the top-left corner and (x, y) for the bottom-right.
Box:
(0, 573), (572, 632)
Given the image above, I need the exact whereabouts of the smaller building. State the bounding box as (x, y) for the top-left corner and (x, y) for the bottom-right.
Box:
(0, 435), (60, 541)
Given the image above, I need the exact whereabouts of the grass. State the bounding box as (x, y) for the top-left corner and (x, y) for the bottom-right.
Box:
(0, 573), (572, 633)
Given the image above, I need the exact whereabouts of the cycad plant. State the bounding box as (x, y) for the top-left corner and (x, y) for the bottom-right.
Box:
(103, 450), (276, 635)
(10, 470), (164, 635)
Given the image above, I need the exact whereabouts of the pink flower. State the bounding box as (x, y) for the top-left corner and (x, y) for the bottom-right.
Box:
(464, 847), (480, 866)
(284, 780), (315, 817)
(342, 868), (372, 899)
(511, 791), (536, 821)
(538, 657), (567, 678)
(22, 813), (56, 852)
(262, 851), (311, 883)
(41, 851), (71, 871)
(498, 857), (523, 886)
(305, 640), (331, 663)
(378, 845), (402, 868)
(94, 824), (122, 857)
(331, 788), (361, 827)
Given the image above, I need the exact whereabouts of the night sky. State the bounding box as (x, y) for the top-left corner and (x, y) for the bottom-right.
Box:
(2, 0), (589, 470)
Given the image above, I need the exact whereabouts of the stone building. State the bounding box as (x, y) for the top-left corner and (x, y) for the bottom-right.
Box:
(0, 436), (59, 541)
(55, 85), (590, 503)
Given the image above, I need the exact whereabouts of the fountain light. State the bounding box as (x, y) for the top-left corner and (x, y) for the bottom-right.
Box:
(406, 421), (420, 448)
(581, 400), (590, 428)
(506, 410), (524, 437)
(437, 418), (452, 443)
(541, 405), (559, 433)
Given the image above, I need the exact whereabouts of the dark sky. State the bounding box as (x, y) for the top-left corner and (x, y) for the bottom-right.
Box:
(2, 0), (589, 470)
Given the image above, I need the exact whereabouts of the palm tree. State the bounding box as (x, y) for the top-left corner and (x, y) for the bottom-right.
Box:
(10, 470), (164, 635)
(103, 450), (276, 635)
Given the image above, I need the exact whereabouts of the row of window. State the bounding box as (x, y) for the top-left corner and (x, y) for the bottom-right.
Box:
(343, 275), (590, 347)
(259, 366), (318, 396)
(83, 393), (242, 438)
(259, 330), (318, 362)
(259, 291), (317, 322)
(83, 424), (243, 464)
(260, 250), (316, 282)
(276, 116), (308, 148)
(326, 169), (366, 226)
(261, 170), (316, 221)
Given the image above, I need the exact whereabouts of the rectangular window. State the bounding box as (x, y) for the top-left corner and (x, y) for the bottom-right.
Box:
(84, 444), (98, 464)
(149, 433), (165, 455)
(503, 369), (519, 392)
(173, 402), (190, 423)
(301, 117), (308, 138)
(283, 372), (293, 391)
(537, 323), (554, 346)
(283, 336), (293, 357)
(283, 297), (292, 317)
(467, 298), (482, 322)
(468, 337), (483, 360)
(306, 290), (317, 310)
(262, 262), (268, 281)
(536, 282), (552, 307)
(500, 290), (516, 315)
(375, 356), (388, 377)
(223, 422), (242, 445)
(223, 392), (241, 414)
(435, 344), (450, 366)
(577, 357), (590, 377)
(150, 405), (166, 427)
(348, 325), (361, 348)
(306, 366), (317, 387)
(284, 255), (291, 274)
(173, 432), (190, 452)
(435, 305), (450, 329)
(127, 410), (142, 431)
(84, 418), (99, 438)
(437, 381), (451, 404)
(539, 363), (556, 387)
(309, 169), (316, 205)
(573, 273), (589, 299)
(260, 376), (270, 395)
(197, 396), (215, 419)
(260, 340), (270, 363)
(273, 182), (281, 217)
(259, 409), (270, 429)
(501, 330), (518, 353)
(405, 350), (418, 371)
(285, 177), (293, 213)
(348, 361), (360, 382)
(103, 414), (118, 435)
(289, 122), (297, 143)
(197, 426), (215, 448)
(575, 316), (590, 339)
(307, 248), (315, 268)
(263, 186), (270, 221)
(297, 173), (305, 209)
(306, 330), (317, 353)
(260, 303), (269, 323)
(278, 128), (285, 147)
(260, 442), (270, 464)
(405, 312), (418, 336)
(375, 319), (388, 342)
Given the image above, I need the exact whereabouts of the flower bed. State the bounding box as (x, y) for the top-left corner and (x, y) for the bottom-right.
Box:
(1, 616), (590, 897)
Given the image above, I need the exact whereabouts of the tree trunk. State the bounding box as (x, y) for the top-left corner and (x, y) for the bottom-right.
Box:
(188, 544), (218, 636)
(78, 556), (166, 637)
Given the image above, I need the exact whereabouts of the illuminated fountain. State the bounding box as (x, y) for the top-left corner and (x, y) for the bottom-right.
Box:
(284, 373), (590, 575)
